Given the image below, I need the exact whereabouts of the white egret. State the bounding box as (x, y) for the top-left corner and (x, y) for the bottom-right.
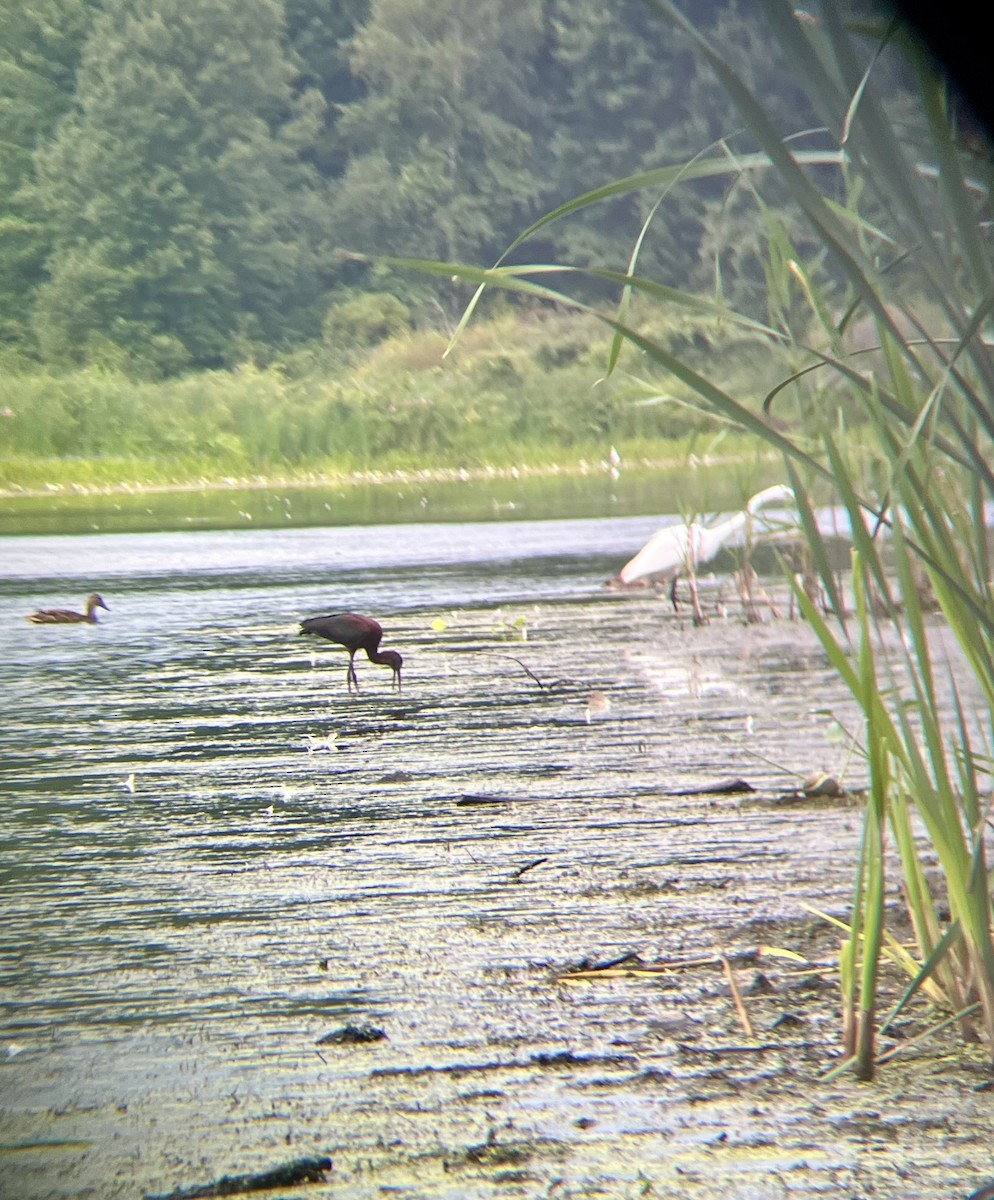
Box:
(619, 485), (796, 585)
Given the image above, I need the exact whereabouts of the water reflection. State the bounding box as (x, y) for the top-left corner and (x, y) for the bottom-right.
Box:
(3, 525), (829, 983)
(0, 513), (865, 1199)
(0, 465), (779, 537)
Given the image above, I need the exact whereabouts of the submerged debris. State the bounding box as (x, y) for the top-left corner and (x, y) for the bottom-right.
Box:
(316, 1024), (387, 1046)
(144, 1155), (332, 1200)
(665, 777), (757, 796)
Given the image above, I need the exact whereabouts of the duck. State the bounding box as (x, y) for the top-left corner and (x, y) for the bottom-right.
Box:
(27, 594), (110, 625)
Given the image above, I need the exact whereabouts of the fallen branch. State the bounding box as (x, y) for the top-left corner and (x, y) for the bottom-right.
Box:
(510, 856), (549, 881)
(556, 948), (780, 983)
(145, 1156), (333, 1200)
(489, 654), (546, 688)
(664, 777), (756, 796)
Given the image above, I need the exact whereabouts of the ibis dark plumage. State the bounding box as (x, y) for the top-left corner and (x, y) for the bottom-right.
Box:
(299, 612), (403, 693)
(27, 593), (110, 625)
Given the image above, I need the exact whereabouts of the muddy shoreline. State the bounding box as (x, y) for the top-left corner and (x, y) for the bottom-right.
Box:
(2, 592), (992, 1200)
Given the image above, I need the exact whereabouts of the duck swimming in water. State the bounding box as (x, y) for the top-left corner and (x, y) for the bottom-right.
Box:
(27, 594), (110, 625)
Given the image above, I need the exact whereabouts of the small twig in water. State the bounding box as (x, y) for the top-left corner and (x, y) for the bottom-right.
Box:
(490, 653), (546, 688)
(718, 937), (755, 1040)
(510, 856), (549, 881)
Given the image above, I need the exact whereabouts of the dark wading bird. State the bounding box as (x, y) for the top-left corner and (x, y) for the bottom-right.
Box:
(299, 612), (403, 693)
(27, 593), (110, 625)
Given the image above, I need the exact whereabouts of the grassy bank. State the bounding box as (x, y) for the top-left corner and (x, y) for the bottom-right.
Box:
(0, 306), (805, 495)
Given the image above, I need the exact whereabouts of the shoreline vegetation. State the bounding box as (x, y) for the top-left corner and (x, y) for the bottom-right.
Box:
(0, 306), (798, 506)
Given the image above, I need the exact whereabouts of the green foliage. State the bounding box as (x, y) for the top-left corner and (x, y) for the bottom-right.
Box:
(332, 0), (544, 270)
(537, 0), (827, 310)
(0, 0), (912, 372)
(0, 305), (786, 486)
(29, 0), (331, 372)
(322, 291), (412, 357)
(283, 0), (369, 177)
(420, 2), (994, 1074)
(0, 0), (97, 349)
(742, 14), (994, 1069)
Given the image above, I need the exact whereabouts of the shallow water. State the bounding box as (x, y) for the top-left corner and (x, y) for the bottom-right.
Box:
(0, 463), (782, 537)
(2, 516), (990, 1200)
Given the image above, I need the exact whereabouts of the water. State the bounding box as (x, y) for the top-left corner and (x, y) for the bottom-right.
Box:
(0, 463), (781, 537)
(0, 510), (880, 1198)
(0, 515), (671, 607)
(0, 523), (646, 1036)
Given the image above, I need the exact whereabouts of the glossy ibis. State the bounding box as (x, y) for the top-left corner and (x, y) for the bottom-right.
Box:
(619, 485), (795, 584)
(27, 593), (110, 624)
(299, 612), (403, 693)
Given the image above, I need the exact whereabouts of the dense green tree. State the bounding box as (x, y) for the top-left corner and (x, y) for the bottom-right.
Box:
(0, 0), (867, 375)
(654, 2), (830, 307)
(539, 0), (686, 260)
(0, 0), (98, 352)
(283, 0), (369, 178)
(538, 0), (824, 308)
(32, 0), (332, 374)
(331, 0), (544, 270)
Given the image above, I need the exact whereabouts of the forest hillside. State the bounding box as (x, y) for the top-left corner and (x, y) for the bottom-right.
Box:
(0, 1), (921, 485)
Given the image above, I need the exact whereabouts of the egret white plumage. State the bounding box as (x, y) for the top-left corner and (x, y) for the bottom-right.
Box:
(619, 485), (796, 585)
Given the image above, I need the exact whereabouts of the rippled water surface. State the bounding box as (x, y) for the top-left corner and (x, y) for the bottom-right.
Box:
(2, 519), (663, 1054)
(4, 516), (989, 1200)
